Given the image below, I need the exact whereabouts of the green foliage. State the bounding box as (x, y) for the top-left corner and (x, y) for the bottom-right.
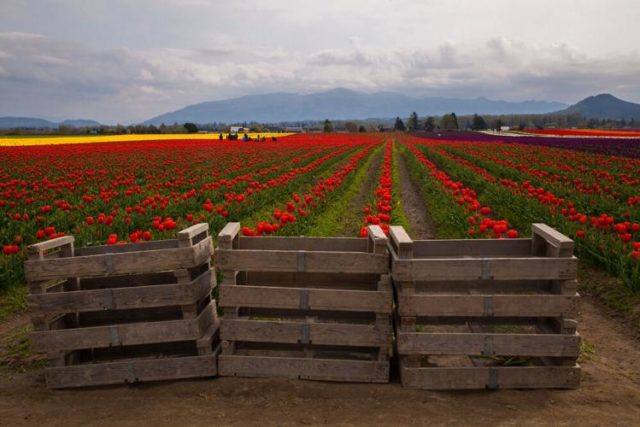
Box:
(308, 145), (383, 236)
(0, 285), (28, 322)
(423, 116), (436, 132)
(183, 122), (198, 133)
(407, 112), (419, 131)
(439, 113), (459, 130)
(323, 119), (334, 133)
(390, 141), (412, 233)
(471, 114), (488, 130)
(399, 144), (468, 238)
(0, 325), (46, 372)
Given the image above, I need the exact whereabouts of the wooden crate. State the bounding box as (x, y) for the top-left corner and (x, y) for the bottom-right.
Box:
(25, 223), (220, 389)
(389, 224), (581, 390)
(216, 222), (392, 383)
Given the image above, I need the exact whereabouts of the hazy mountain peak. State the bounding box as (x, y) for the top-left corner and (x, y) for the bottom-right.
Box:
(144, 89), (567, 125)
(560, 93), (640, 119)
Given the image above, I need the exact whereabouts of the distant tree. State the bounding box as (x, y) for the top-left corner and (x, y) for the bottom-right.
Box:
(495, 119), (504, 131)
(358, 125), (367, 132)
(344, 121), (358, 132)
(439, 113), (459, 130)
(471, 114), (488, 131)
(323, 119), (334, 133)
(393, 117), (406, 131)
(184, 122), (198, 133)
(424, 116), (436, 132)
(378, 124), (385, 132)
(407, 112), (419, 131)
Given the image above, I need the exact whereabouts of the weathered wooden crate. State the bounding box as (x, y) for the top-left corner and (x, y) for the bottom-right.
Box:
(24, 223), (220, 388)
(216, 222), (392, 383)
(389, 224), (581, 390)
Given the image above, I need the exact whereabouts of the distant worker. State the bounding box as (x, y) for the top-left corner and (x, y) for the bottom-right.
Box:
(218, 133), (223, 140)
(243, 133), (250, 142)
(271, 136), (277, 142)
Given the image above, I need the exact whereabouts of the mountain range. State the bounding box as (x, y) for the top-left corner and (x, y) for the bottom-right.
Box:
(144, 88), (568, 125)
(0, 117), (102, 129)
(557, 93), (640, 120)
(2, 91), (639, 129)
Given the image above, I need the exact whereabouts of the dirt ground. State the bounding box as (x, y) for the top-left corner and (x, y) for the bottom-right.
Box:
(1, 151), (639, 426)
(396, 152), (436, 239)
(0, 295), (639, 426)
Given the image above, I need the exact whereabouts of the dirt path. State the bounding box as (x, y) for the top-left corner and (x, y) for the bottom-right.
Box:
(396, 149), (437, 239)
(0, 295), (638, 426)
(332, 147), (384, 236)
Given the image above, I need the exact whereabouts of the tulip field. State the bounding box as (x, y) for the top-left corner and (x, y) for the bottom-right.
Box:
(0, 131), (639, 293)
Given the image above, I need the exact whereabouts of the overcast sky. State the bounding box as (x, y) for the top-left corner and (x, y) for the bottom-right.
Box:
(1, 0), (639, 123)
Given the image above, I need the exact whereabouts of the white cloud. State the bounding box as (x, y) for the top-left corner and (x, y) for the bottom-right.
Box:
(1, 28), (640, 123)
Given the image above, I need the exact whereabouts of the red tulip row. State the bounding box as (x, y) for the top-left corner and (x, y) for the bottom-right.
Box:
(427, 141), (639, 255)
(242, 139), (379, 236)
(444, 142), (639, 203)
(401, 136), (519, 239)
(359, 141), (393, 237)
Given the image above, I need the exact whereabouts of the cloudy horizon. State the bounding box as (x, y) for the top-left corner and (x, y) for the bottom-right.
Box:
(1, 0), (639, 124)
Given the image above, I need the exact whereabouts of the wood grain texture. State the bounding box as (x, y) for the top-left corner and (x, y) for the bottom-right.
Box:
(237, 236), (368, 252)
(411, 239), (532, 258)
(397, 294), (577, 317)
(31, 302), (215, 352)
(396, 331), (580, 357)
(220, 284), (392, 313)
(392, 256), (577, 282)
(219, 355), (389, 382)
(221, 319), (391, 347)
(400, 363), (581, 390)
(216, 249), (388, 274)
(25, 236), (213, 281)
(29, 269), (214, 314)
(45, 352), (219, 389)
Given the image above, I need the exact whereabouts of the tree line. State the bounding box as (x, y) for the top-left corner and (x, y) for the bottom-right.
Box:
(2, 113), (637, 136)
(389, 111), (637, 132)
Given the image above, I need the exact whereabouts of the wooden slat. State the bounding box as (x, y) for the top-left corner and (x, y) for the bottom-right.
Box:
(218, 222), (240, 244)
(220, 284), (391, 313)
(25, 236), (214, 281)
(177, 223), (209, 241)
(412, 239), (532, 258)
(29, 269), (214, 314)
(216, 249), (388, 274)
(389, 226), (413, 259)
(366, 225), (388, 255)
(45, 353), (218, 388)
(397, 294), (576, 317)
(219, 355), (389, 382)
(28, 236), (75, 257)
(392, 257), (577, 282)
(408, 279), (553, 294)
(243, 271), (378, 288)
(74, 240), (177, 256)
(31, 303), (215, 352)
(400, 364), (581, 390)
(396, 332), (580, 357)
(532, 223), (574, 250)
(238, 236), (368, 252)
(221, 319), (391, 347)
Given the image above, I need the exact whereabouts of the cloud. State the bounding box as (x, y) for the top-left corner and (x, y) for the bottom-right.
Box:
(1, 31), (640, 123)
